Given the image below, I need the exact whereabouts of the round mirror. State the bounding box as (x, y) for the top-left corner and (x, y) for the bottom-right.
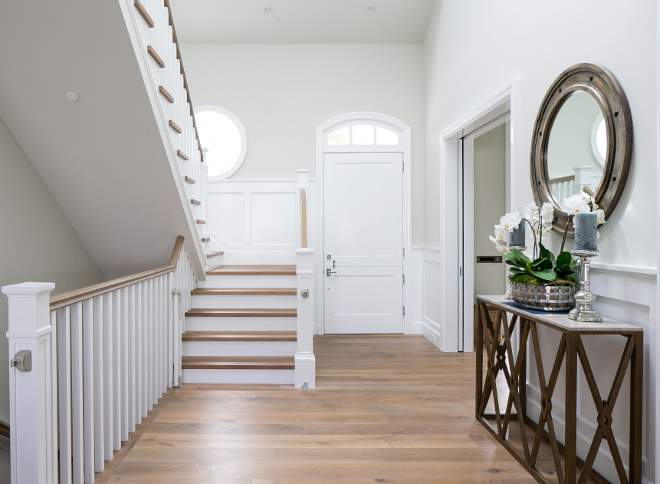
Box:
(546, 91), (607, 206)
(530, 64), (632, 236)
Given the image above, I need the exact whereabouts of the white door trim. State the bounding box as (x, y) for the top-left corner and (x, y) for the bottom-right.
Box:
(315, 112), (412, 336)
(438, 81), (522, 352)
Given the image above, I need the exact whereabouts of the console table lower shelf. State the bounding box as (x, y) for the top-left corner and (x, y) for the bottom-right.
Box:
(475, 295), (643, 484)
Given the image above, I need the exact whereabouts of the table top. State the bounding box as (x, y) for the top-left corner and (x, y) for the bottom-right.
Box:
(477, 295), (643, 333)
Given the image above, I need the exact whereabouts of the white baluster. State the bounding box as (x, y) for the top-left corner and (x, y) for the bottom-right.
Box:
(82, 299), (95, 483)
(70, 302), (84, 482)
(120, 287), (129, 442)
(112, 290), (121, 450)
(127, 285), (136, 433)
(56, 306), (73, 484)
(141, 281), (148, 418)
(1, 283), (57, 484)
(102, 292), (113, 460)
(134, 283), (142, 426)
(92, 296), (104, 473)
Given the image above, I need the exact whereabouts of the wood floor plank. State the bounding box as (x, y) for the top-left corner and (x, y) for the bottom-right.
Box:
(98, 334), (576, 484)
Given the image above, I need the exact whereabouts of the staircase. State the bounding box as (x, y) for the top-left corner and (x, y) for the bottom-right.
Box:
(181, 265), (299, 384)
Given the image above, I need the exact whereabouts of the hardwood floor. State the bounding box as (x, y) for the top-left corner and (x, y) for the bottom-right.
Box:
(97, 335), (583, 484)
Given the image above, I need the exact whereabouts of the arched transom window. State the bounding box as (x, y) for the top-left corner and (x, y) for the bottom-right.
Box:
(325, 121), (402, 149)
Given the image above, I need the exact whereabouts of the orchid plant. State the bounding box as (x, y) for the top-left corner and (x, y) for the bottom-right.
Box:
(488, 190), (606, 287)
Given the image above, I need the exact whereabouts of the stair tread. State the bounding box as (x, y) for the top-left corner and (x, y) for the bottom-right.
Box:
(206, 265), (296, 276)
(207, 251), (224, 259)
(192, 288), (297, 296)
(186, 308), (297, 317)
(182, 356), (295, 370)
(182, 331), (296, 342)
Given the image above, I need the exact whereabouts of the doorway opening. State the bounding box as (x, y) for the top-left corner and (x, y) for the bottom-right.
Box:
(459, 116), (511, 351)
(315, 113), (412, 335)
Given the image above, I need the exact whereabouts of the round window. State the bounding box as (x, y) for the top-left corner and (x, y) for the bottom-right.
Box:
(194, 106), (247, 179)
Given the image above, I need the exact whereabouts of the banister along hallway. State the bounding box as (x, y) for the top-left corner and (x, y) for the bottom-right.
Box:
(0, 1), (657, 483)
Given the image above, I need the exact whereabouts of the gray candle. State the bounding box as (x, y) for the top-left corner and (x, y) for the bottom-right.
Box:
(574, 212), (598, 251)
(509, 219), (525, 247)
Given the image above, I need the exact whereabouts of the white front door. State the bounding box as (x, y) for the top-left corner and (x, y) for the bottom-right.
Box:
(323, 152), (404, 334)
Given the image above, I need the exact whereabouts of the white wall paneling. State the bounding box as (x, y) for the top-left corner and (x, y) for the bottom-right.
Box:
(207, 179), (316, 265)
(524, 266), (656, 484)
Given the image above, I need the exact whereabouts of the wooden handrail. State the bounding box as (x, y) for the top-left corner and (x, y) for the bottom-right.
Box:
(549, 174), (575, 184)
(163, 0), (204, 159)
(49, 236), (184, 310)
(300, 189), (307, 249)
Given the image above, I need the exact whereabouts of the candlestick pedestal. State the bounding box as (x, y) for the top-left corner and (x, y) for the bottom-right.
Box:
(505, 246), (527, 300)
(568, 250), (602, 322)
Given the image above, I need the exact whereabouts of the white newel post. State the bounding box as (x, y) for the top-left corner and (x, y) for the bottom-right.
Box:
(2, 282), (57, 484)
(295, 249), (315, 388)
(573, 165), (593, 195)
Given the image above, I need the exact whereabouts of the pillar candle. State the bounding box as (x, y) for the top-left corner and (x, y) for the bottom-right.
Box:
(574, 212), (598, 251)
(509, 220), (525, 247)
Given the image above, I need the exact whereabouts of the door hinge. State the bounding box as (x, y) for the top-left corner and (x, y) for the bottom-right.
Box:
(402, 161), (405, 171)
(402, 274), (405, 284)
(460, 267), (463, 276)
(403, 248), (405, 258)
(402, 306), (406, 315)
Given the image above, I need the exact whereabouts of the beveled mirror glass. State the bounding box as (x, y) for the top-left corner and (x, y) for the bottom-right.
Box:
(531, 64), (632, 236)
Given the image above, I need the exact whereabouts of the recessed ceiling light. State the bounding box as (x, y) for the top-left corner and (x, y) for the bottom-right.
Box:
(366, 6), (375, 14)
(65, 91), (79, 102)
(264, 6), (274, 14)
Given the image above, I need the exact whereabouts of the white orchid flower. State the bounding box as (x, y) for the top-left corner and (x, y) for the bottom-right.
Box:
(596, 209), (606, 225)
(580, 191), (592, 201)
(495, 245), (510, 254)
(499, 211), (522, 232)
(540, 202), (554, 223)
(561, 194), (590, 214)
(493, 224), (507, 240)
(523, 202), (539, 222)
(489, 235), (500, 247)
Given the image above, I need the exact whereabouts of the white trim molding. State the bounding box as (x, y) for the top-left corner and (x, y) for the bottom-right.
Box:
(315, 112), (413, 335)
(438, 81), (523, 352)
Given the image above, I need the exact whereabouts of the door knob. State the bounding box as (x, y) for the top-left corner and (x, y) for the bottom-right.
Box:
(326, 269), (337, 277)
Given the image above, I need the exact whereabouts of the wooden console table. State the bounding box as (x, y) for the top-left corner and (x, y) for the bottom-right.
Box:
(476, 295), (643, 484)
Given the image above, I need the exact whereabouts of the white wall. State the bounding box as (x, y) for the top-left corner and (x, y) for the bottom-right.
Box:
(0, 114), (105, 426)
(179, 44), (425, 244)
(422, 1), (658, 482)
(423, 0), (657, 268)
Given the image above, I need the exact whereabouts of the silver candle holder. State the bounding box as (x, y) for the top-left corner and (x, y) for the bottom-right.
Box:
(568, 250), (602, 322)
(505, 245), (526, 300)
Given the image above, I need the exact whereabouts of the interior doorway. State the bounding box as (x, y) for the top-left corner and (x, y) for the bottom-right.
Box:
(459, 114), (511, 351)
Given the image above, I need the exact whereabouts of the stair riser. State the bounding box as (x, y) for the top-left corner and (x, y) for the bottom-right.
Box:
(198, 275), (296, 289)
(182, 369), (294, 385)
(191, 294), (296, 308)
(182, 340), (296, 357)
(185, 317), (297, 332)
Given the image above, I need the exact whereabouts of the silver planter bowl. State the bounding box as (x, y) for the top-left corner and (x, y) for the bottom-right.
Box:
(510, 282), (576, 312)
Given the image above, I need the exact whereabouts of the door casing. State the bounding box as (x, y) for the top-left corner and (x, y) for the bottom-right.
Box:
(315, 112), (412, 336)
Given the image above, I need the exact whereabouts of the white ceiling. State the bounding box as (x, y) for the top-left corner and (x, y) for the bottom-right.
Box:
(168, 0), (438, 44)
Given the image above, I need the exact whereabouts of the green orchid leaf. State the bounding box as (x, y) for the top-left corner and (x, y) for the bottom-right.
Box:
(529, 268), (557, 281)
(539, 244), (555, 263)
(530, 257), (553, 271)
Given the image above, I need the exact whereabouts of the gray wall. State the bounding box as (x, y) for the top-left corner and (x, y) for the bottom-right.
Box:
(0, 114), (105, 424)
(473, 124), (506, 300)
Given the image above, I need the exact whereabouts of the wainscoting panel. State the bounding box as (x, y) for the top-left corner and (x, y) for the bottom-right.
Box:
(412, 247), (448, 350)
(207, 179), (316, 265)
(525, 265), (656, 484)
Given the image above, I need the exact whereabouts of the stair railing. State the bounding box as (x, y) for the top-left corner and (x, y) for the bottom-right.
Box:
(124, 0), (207, 246)
(295, 169), (315, 388)
(2, 236), (194, 484)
